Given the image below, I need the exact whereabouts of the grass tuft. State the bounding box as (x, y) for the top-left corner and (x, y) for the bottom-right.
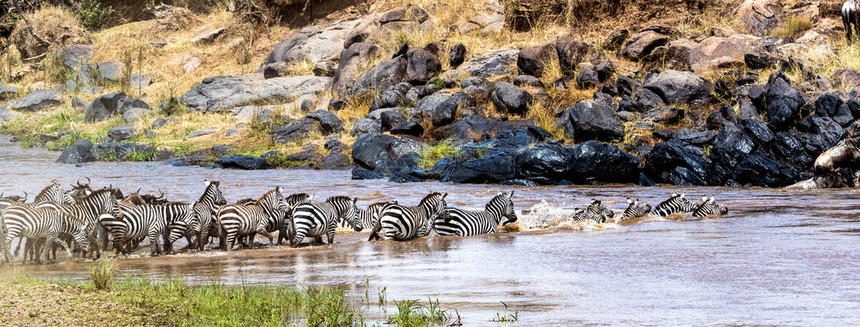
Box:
(88, 259), (117, 290)
(387, 298), (451, 327)
(770, 16), (812, 39)
(418, 139), (459, 169)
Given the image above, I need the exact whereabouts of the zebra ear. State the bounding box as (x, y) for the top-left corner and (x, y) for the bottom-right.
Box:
(627, 197), (632, 204)
(710, 195), (715, 203)
(352, 197), (358, 204)
(204, 179), (211, 186)
(701, 195), (707, 202)
(509, 190), (514, 198)
(680, 192), (686, 198)
(442, 192), (448, 198)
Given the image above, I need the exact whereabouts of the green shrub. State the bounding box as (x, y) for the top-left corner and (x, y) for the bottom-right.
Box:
(88, 259), (117, 290)
(418, 139), (459, 169)
(387, 299), (451, 327)
(77, 0), (115, 30)
(770, 16), (812, 38)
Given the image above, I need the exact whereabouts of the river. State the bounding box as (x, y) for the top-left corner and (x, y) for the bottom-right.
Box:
(1, 137), (859, 325)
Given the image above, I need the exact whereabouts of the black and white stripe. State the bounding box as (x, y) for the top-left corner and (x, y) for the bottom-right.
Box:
(572, 199), (614, 223)
(33, 180), (72, 205)
(188, 180), (227, 251)
(217, 187), (287, 251)
(2, 205), (91, 264)
(371, 192), (447, 241)
(651, 192), (698, 217)
(354, 201), (394, 231)
(291, 196), (358, 246)
(106, 202), (194, 255)
(35, 189), (122, 259)
(844, 1), (860, 40)
(621, 198), (652, 220)
(274, 193), (313, 246)
(435, 191), (517, 237)
(692, 195), (729, 218)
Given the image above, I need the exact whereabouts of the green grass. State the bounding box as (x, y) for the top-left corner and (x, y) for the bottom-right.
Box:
(267, 153), (311, 168)
(116, 279), (361, 326)
(418, 139), (460, 169)
(492, 301), (518, 324)
(88, 259), (117, 290)
(770, 16), (812, 39)
(387, 299), (451, 327)
(126, 149), (157, 162)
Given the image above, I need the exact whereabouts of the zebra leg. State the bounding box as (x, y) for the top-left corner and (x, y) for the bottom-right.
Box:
(326, 228), (335, 245)
(99, 224), (110, 252)
(13, 237), (22, 256)
(256, 225), (274, 247)
(368, 224), (383, 241)
(149, 232), (161, 256)
(52, 235), (72, 260)
(198, 228), (209, 251)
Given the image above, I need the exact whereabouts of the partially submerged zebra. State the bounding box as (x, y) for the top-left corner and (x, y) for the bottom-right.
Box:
(371, 192), (447, 241)
(435, 191), (517, 237)
(104, 202), (195, 255)
(291, 196), (360, 246)
(620, 198), (652, 221)
(35, 189), (122, 259)
(651, 192), (698, 217)
(572, 199), (614, 223)
(274, 193), (313, 246)
(217, 187), (288, 251)
(692, 195), (729, 218)
(354, 201), (396, 232)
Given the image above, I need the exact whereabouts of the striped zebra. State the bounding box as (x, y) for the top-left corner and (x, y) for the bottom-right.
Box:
(290, 196), (359, 246)
(217, 187), (288, 251)
(34, 189), (122, 259)
(692, 195), (729, 218)
(572, 200), (614, 223)
(651, 192), (698, 217)
(274, 193), (313, 246)
(2, 205), (92, 264)
(434, 191), (517, 237)
(104, 202), (195, 255)
(354, 201), (396, 231)
(33, 180), (73, 205)
(371, 192), (447, 241)
(187, 180), (227, 251)
(621, 198), (652, 220)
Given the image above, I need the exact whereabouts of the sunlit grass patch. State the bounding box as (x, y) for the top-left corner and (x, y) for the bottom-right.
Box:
(418, 139), (459, 169)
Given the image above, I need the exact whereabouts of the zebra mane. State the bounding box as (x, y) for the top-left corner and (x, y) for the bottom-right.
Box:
(368, 201), (391, 208)
(235, 197), (256, 205)
(286, 193), (311, 202)
(198, 181), (219, 203)
(164, 201), (190, 206)
(419, 192), (445, 204)
(34, 181), (60, 201)
(254, 189), (279, 206)
(325, 195), (353, 203)
(81, 189), (114, 201)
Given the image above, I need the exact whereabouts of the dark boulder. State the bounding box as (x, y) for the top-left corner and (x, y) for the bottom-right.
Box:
(561, 100), (625, 142)
(352, 56), (408, 97)
(575, 63), (599, 89)
(108, 125), (139, 141)
(448, 43), (467, 68)
(306, 110), (344, 134)
(733, 153), (801, 187)
(567, 141), (640, 184)
(517, 43), (557, 77)
(513, 75), (544, 88)
(604, 28), (629, 52)
(390, 121), (424, 136)
(797, 116), (846, 155)
(351, 118), (382, 136)
(514, 142), (574, 184)
(56, 139), (96, 164)
(765, 71), (804, 130)
(491, 82), (533, 115)
(370, 84), (408, 111)
(434, 115), (539, 142)
(706, 104), (738, 130)
(644, 141), (712, 185)
(352, 167), (385, 180)
(815, 92), (842, 118)
(8, 87), (63, 112)
(380, 110), (407, 132)
(92, 142), (158, 162)
(215, 155), (270, 170)
(641, 70), (713, 105)
(85, 92), (126, 122)
(404, 84), (438, 105)
(351, 133), (427, 170)
(556, 36), (590, 74)
(709, 123), (757, 183)
(595, 59), (615, 83)
(740, 118), (774, 145)
(671, 128), (716, 146)
(621, 31), (667, 61)
(405, 48), (442, 84)
(438, 154), (517, 184)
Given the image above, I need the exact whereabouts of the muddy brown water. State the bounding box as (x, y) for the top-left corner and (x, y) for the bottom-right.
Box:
(1, 137), (859, 325)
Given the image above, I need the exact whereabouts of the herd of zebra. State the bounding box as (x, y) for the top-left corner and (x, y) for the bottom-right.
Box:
(0, 178), (728, 265)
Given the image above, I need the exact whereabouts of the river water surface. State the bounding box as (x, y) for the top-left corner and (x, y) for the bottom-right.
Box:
(1, 137), (859, 325)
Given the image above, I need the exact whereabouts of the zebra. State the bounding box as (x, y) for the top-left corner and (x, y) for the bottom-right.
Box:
(692, 195), (729, 218)
(354, 201), (396, 231)
(290, 196), (359, 246)
(274, 193), (313, 246)
(845, 1), (860, 41)
(187, 180), (227, 251)
(434, 191), (517, 237)
(620, 198), (652, 220)
(105, 202), (195, 255)
(33, 180), (73, 205)
(34, 189), (122, 259)
(217, 187), (288, 251)
(572, 199), (614, 223)
(651, 192), (698, 217)
(2, 205), (92, 264)
(371, 192), (447, 241)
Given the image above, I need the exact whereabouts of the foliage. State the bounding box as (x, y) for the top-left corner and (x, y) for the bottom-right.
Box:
(418, 139), (459, 169)
(770, 16), (812, 39)
(492, 301), (519, 323)
(88, 259), (117, 290)
(77, 0), (115, 30)
(387, 298), (451, 327)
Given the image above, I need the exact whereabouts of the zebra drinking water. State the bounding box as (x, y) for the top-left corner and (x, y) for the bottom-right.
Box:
(2, 205), (92, 264)
(217, 187), (288, 251)
(651, 192), (698, 217)
(371, 192), (447, 241)
(434, 191), (517, 237)
(188, 180), (227, 251)
(291, 196), (359, 246)
(572, 200), (614, 223)
(621, 198), (652, 221)
(692, 195), (729, 218)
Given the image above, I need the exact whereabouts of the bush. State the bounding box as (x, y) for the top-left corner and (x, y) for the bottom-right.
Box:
(771, 16), (812, 38)
(10, 6), (91, 59)
(418, 139), (459, 169)
(88, 259), (117, 290)
(77, 0), (115, 30)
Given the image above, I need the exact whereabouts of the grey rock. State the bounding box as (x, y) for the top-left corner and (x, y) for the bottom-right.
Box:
(448, 43), (466, 68)
(191, 27), (224, 44)
(332, 42), (380, 95)
(313, 59), (337, 77)
(0, 84), (18, 100)
(492, 82), (533, 115)
(151, 118), (168, 129)
(8, 87), (62, 112)
(180, 75), (331, 113)
(184, 127), (219, 139)
(97, 61), (125, 82)
(642, 70), (714, 105)
(108, 125), (139, 141)
(261, 19), (365, 66)
(123, 108), (151, 122)
(406, 48), (442, 84)
(513, 75), (544, 88)
(621, 30), (668, 61)
(562, 100), (625, 142)
(56, 139), (96, 164)
(62, 45), (92, 70)
(441, 50), (518, 80)
(86, 92), (126, 122)
(130, 74), (152, 89)
(215, 155), (270, 170)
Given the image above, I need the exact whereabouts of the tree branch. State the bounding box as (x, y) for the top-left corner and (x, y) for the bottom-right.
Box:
(10, 0), (49, 48)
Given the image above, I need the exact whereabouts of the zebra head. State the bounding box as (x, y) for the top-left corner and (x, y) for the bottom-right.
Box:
(490, 191), (517, 225)
(421, 192), (448, 220)
(35, 179), (70, 205)
(327, 196), (360, 231)
(622, 198), (651, 219)
(202, 180), (227, 206)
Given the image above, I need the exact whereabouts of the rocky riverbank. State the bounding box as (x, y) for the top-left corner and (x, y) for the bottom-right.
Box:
(0, 0), (858, 188)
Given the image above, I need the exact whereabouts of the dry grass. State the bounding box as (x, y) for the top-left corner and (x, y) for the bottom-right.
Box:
(525, 101), (564, 140)
(10, 6), (92, 59)
(770, 16), (812, 39)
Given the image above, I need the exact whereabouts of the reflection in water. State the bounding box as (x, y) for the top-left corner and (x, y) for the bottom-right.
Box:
(1, 137), (860, 325)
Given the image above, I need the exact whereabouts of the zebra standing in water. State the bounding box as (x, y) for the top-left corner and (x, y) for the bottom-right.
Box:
(435, 191), (517, 237)
(572, 200), (614, 223)
(35, 189), (122, 259)
(272, 193), (313, 246)
(290, 196), (360, 246)
(354, 201), (396, 231)
(371, 192), (447, 241)
(692, 195), (729, 218)
(105, 202), (195, 255)
(188, 180), (227, 251)
(2, 205), (92, 264)
(651, 192), (698, 217)
(620, 198), (652, 221)
(217, 187), (288, 251)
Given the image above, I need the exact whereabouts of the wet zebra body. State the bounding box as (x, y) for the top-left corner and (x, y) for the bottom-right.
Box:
(217, 187), (287, 251)
(291, 196), (359, 246)
(573, 200), (614, 223)
(621, 198), (652, 220)
(2, 205), (91, 264)
(35, 189), (122, 259)
(692, 195), (729, 218)
(272, 193), (313, 246)
(187, 181), (227, 251)
(651, 193), (698, 217)
(435, 191), (517, 237)
(106, 202), (194, 255)
(355, 201), (394, 231)
(371, 192), (447, 241)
